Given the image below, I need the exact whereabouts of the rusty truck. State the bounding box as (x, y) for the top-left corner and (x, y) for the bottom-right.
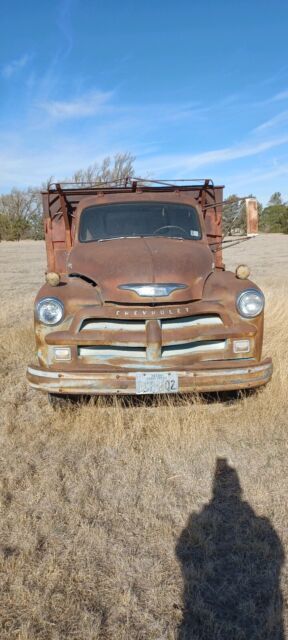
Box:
(26, 178), (272, 404)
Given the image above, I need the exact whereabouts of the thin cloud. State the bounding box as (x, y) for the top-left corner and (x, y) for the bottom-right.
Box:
(254, 110), (288, 132)
(1, 54), (30, 79)
(251, 88), (288, 109)
(35, 0), (76, 102)
(223, 162), (288, 204)
(228, 164), (288, 189)
(138, 136), (288, 176)
(39, 90), (114, 120)
(37, 93), (206, 125)
(56, 0), (75, 60)
(270, 90), (288, 102)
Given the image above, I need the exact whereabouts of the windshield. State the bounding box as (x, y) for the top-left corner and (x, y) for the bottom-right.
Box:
(79, 201), (202, 242)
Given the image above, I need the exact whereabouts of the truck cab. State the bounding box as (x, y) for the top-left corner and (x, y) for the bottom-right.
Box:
(27, 178), (272, 399)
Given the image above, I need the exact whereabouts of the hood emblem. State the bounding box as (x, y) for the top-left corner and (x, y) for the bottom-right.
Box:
(118, 283), (187, 297)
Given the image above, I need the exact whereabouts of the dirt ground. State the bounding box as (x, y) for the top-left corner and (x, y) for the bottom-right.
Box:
(0, 234), (288, 639)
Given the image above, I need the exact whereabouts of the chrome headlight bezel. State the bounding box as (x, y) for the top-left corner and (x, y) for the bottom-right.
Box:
(36, 297), (64, 325)
(236, 288), (265, 318)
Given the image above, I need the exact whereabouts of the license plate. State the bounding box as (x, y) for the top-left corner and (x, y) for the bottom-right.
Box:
(135, 372), (179, 395)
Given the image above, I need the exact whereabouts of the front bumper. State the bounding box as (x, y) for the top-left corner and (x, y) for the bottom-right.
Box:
(27, 358), (273, 395)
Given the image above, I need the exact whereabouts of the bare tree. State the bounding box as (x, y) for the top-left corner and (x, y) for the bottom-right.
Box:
(71, 153), (135, 185)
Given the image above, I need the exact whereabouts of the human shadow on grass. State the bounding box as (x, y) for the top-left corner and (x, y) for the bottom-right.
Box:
(176, 458), (285, 640)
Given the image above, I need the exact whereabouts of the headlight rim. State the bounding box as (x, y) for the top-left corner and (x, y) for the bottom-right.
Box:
(36, 297), (64, 326)
(236, 288), (265, 318)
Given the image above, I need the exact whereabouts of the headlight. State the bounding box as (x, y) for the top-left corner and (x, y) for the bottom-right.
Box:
(37, 297), (64, 325)
(236, 289), (264, 318)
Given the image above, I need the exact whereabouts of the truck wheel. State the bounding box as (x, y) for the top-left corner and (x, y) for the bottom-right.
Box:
(48, 393), (74, 409)
(48, 393), (91, 408)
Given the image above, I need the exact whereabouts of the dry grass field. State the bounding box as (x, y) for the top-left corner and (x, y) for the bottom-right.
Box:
(0, 235), (288, 639)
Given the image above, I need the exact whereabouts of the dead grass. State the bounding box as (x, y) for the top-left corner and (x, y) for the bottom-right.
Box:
(0, 237), (288, 639)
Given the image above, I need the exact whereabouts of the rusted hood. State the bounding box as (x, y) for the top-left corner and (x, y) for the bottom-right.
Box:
(68, 237), (213, 303)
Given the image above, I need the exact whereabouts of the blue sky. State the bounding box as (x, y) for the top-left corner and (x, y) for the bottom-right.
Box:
(0, 0), (288, 203)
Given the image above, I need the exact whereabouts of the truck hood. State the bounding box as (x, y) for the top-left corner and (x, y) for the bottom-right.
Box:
(68, 237), (213, 304)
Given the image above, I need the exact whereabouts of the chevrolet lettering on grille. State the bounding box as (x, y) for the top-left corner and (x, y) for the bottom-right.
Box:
(115, 306), (192, 318)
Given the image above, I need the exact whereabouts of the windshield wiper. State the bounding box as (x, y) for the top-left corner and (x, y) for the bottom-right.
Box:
(151, 235), (184, 240)
(97, 236), (143, 242)
(93, 234), (189, 244)
(96, 235), (187, 242)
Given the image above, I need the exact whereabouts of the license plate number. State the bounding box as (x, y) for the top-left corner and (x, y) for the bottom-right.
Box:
(135, 372), (179, 395)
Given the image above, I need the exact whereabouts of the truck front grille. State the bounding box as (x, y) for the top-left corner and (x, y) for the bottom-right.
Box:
(78, 313), (226, 363)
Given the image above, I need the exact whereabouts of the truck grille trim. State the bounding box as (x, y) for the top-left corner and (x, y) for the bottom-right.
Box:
(80, 319), (146, 331)
(78, 346), (146, 359)
(162, 340), (226, 358)
(80, 314), (223, 332)
(162, 315), (222, 329)
(78, 340), (227, 361)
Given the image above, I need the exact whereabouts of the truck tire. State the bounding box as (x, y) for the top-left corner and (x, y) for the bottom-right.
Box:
(48, 393), (75, 409)
(48, 393), (92, 408)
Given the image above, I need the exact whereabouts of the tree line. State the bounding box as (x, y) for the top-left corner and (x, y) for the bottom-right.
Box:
(0, 153), (135, 241)
(0, 154), (287, 240)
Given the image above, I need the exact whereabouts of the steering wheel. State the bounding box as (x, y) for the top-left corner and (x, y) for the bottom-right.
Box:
(152, 225), (189, 238)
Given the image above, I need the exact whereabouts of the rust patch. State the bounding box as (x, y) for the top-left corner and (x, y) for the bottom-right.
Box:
(146, 319), (162, 361)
